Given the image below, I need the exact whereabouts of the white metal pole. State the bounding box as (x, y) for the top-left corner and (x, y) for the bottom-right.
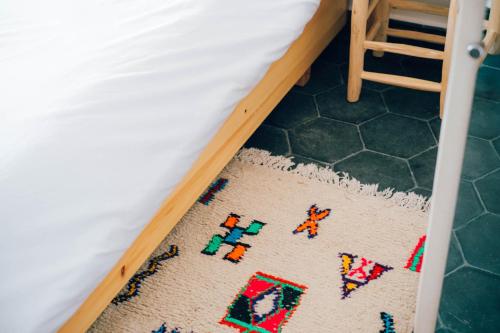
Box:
(414, 1), (486, 332)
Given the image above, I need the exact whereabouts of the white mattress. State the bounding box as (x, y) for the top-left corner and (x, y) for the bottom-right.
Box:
(0, 0), (320, 331)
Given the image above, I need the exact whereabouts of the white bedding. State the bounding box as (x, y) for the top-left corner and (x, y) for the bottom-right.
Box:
(0, 0), (320, 331)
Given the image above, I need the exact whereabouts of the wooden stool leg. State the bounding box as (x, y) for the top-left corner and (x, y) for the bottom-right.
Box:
(348, 0), (369, 102)
(372, 0), (391, 57)
(440, 0), (457, 118)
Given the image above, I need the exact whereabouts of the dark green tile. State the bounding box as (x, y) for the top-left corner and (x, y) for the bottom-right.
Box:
(265, 92), (317, 129)
(340, 52), (406, 92)
(409, 147), (437, 189)
(294, 60), (341, 95)
(334, 151), (415, 191)
(244, 124), (290, 156)
(453, 181), (483, 229)
(401, 57), (442, 82)
(456, 214), (500, 275)
(468, 98), (500, 139)
(412, 187), (432, 198)
(289, 117), (362, 163)
(476, 169), (500, 215)
(383, 87), (440, 120)
(475, 66), (500, 101)
(435, 329), (454, 333)
(439, 267), (500, 333)
(461, 137), (500, 181)
(316, 86), (386, 124)
(493, 138), (500, 156)
(446, 235), (463, 274)
(290, 155), (329, 169)
(484, 55), (500, 69)
(429, 117), (441, 141)
(318, 27), (349, 65)
(360, 114), (436, 158)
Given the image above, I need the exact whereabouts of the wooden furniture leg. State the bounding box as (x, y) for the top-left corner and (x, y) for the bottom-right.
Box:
(484, 0), (500, 56)
(348, 0), (369, 102)
(295, 67), (311, 87)
(372, 0), (391, 57)
(440, 0), (457, 118)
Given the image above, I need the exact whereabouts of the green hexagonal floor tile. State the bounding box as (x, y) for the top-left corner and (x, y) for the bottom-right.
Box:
(475, 66), (500, 101)
(475, 169), (500, 215)
(493, 137), (500, 156)
(461, 137), (500, 181)
(456, 214), (500, 275)
(383, 87), (440, 120)
(453, 181), (483, 229)
(334, 151), (415, 191)
(316, 86), (386, 124)
(446, 235), (464, 274)
(439, 267), (500, 333)
(468, 98), (500, 140)
(265, 91), (317, 129)
(409, 147), (437, 190)
(290, 154), (329, 169)
(289, 117), (362, 163)
(429, 117), (441, 142)
(293, 60), (341, 95)
(244, 124), (290, 156)
(360, 114), (436, 158)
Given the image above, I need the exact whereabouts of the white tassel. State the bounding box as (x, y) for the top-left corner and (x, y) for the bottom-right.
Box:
(236, 148), (431, 213)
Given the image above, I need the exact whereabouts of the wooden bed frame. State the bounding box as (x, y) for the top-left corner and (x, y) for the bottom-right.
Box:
(59, 1), (347, 331)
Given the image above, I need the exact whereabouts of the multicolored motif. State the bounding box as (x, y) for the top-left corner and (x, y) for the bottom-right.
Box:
(221, 272), (307, 333)
(404, 235), (426, 272)
(339, 252), (393, 299)
(113, 245), (178, 304)
(292, 204), (331, 239)
(201, 214), (265, 263)
(379, 312), (396, 333)
(151, 323), (194, 333)
(198, 178), (228, 205)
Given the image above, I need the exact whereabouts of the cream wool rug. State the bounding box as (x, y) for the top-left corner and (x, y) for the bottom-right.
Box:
(89, 148), (430, 333)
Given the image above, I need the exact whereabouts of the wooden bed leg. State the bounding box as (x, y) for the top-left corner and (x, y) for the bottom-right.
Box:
(372, 0), (391, 57)
(295, 67), (311, 87)
(348, 0), (369, 102)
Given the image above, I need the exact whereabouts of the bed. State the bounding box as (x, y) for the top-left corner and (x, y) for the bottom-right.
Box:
(0, 0), (346, 331)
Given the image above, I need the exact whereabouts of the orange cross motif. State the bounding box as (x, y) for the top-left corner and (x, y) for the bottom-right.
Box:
(292, 204), (331, 239)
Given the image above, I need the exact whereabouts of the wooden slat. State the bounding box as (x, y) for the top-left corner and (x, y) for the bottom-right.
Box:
(364, 40), (444, 59)
(389, 0), (449, 16)
(485, 0), (500, 55)
(368, 0), (381, 17)
(361, 71), (442, 92)
(366, 21), (382, 41)
(387, 27), (446, 44)
(57, 1), (348, 332)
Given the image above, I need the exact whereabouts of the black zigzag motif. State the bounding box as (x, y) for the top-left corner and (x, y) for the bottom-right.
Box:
(112, 245), (179, 304)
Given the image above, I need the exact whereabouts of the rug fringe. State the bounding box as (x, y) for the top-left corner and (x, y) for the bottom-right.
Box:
(235, 148), (431, 213)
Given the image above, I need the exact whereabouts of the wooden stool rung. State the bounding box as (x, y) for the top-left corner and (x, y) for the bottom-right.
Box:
(361, 71), (442, 92)
(386, 28), (446, 44)
(389, 0), (449, 16)
(368, 0), (382, 17)
(363, 40), (444, 59)
(366, 21), (382, 41)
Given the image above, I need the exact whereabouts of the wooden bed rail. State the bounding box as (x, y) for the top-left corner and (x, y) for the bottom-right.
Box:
(58, 1), (347, 332)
